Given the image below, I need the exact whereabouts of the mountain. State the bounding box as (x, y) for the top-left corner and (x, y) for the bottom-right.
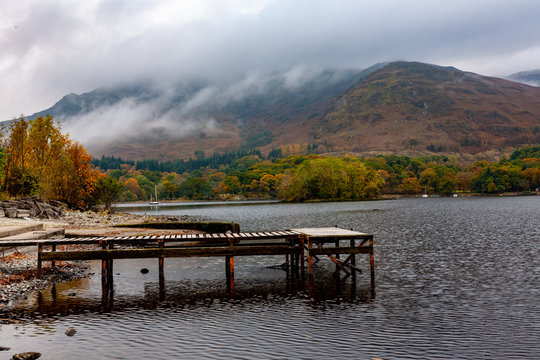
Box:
(15, 61), (540, 160)
(315, 62), (540, 154)
(508, 70), (540, 87)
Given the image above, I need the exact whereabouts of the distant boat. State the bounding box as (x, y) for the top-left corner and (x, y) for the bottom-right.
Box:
(149, 185), (160, 205)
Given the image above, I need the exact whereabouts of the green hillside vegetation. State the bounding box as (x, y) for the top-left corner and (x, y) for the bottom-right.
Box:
(93, 145), (540, 202)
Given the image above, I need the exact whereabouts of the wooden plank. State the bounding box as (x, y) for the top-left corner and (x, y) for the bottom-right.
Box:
(309, 247), (371, 256)
(40, 245), (302, 261)
(290, 227), (370, 238)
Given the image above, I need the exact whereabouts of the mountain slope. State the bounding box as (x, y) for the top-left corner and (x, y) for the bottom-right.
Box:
(12, 61), (540, 160)
(21, 66), (384, 160)
(313, 62), (540, 154)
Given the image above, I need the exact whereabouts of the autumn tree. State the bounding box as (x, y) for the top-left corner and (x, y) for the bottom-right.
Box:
(27, 115), (63, 196)
(2, 117), (39, 196)
(2, 115), (103, 207)
(279, 156), (384, 202)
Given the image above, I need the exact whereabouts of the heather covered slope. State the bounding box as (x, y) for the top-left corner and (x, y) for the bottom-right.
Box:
(314, 62), (540, 154)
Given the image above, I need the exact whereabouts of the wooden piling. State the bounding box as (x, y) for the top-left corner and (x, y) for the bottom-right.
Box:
(158, 238), (165, 298)
(307, 236), (314, 278)
(101, 241), (107, 284)
(369, 235), (375, 288)
(51, 243), (56, 268)
(300, 235), (305, 278)
(225, 255), (235, 295)
(226, 235), (235, 296)
(350, 238), (356, 281)
(37, 242), (43, 279)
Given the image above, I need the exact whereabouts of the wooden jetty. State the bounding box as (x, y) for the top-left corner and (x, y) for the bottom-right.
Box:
(0, 227), (374, 297)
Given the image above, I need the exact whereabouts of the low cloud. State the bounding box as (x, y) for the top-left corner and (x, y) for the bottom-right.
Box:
(60, 67), (335, 146)
(2, 0), (540, 121)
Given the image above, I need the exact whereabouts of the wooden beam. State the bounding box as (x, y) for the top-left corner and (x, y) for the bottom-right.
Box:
(308, 247), (371, 256)
(41, 245), (301, 261)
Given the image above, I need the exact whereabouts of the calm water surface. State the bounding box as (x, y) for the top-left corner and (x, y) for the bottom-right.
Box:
(1, 197), (539, 359)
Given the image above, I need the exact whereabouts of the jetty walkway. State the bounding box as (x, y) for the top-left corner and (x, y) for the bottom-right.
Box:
(1, 227), (374, 296)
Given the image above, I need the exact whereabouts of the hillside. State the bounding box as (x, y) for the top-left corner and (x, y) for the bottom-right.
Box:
(13, 61), (540, 160)
(314, 62), (540, 155)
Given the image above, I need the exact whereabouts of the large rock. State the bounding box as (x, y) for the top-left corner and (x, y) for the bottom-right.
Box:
(11, 352), (41, 360)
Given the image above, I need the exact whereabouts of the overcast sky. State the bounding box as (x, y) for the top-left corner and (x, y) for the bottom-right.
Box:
(1, 0), (540, 120)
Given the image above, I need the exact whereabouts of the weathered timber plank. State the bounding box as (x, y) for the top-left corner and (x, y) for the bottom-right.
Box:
(291, 227), (370, 237)
(309, 247), (371, 256)
(40, 245), (301, 261)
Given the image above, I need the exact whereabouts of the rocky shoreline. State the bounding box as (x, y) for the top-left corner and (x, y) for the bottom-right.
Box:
(0, 209), (206, 310)
(0, 251), (89, 308)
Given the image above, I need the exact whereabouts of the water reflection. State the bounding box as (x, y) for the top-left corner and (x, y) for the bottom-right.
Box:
(6, 267), (374, 321)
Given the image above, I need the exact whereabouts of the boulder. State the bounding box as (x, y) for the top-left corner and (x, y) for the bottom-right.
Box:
(11, 352), (41, 360)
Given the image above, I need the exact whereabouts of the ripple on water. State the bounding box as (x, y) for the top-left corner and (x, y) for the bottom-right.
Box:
(1, 197), (539, 359)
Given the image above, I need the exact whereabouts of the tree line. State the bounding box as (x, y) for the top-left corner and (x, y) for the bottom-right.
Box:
(2, 115), (538, 206)
(98, 145), (540, 202)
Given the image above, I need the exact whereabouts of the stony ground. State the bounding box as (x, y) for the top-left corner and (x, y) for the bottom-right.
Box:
(0, 209), (205, 309)
(0, 251), (90, 308)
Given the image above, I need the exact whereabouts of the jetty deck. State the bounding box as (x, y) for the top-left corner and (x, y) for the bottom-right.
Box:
(0, 227), (374, 296)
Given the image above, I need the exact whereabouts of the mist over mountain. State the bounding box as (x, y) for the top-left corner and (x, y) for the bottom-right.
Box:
(17, 61), (540, 160)
(508, 70), (540, 87)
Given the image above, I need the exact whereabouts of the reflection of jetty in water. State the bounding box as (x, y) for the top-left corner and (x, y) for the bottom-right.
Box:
(10, 269), (375, 319)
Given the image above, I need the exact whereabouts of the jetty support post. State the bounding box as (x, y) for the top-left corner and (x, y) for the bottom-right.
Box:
(300, 235), (305, 279)
(107, 241), (114, 282)
(51, 243), (56, 268)
(226, 236), (235, 296)
(306, 235), (314, 279)
(158, 237), (165, 299)
(100, 240), (107, 284)
(369, 235), (375, 288)
(334, 239), (340, 273)
(350, 238), (356, 281)
(37, 242), (43, 279)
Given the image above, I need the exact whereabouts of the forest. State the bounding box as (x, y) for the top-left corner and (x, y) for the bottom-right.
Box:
(1, 116), (539, 207)
(93, 146), (540, 202)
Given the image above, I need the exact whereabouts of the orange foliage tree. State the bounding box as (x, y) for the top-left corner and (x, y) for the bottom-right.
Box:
(2, 116), (102, 207)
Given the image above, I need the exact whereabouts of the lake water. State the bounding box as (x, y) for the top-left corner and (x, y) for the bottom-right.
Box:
(1, 197), (539, 359)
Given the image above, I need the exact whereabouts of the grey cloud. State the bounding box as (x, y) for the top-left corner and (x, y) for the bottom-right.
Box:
(2, 0), (540, 120)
